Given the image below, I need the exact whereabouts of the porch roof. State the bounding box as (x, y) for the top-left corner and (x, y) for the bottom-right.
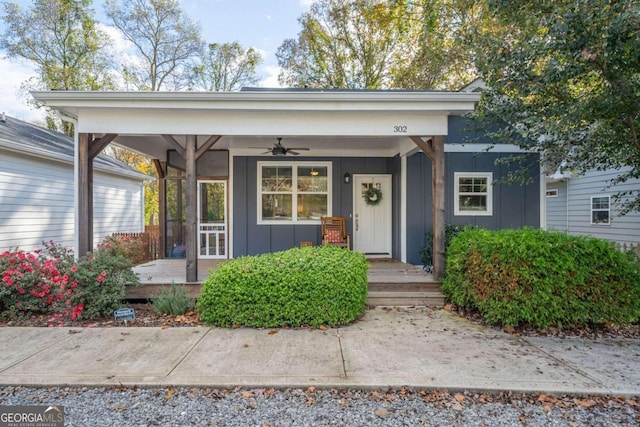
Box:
(31, 89), (480, 159)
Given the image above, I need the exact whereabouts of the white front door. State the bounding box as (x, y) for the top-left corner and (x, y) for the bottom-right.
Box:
(198, 180), (227, 259)
(353, 174), (392, 257)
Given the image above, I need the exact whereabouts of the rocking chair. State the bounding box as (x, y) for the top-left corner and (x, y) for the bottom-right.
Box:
(321, 216), (350, 249)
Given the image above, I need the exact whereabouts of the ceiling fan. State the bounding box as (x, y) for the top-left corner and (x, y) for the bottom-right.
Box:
(251, 138), (310, 156)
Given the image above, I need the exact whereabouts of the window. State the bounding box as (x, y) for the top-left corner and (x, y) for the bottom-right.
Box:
(454, 172), (493, 216)
(546, 189), (558, 197)
(591, 196), (610, 225)
(258, 162), (331, 224)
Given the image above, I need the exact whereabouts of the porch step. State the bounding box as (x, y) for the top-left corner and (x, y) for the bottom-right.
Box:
(126, 282), (445, 306)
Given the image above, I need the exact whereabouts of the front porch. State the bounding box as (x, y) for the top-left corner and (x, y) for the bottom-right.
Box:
(127, 258), (444, 306)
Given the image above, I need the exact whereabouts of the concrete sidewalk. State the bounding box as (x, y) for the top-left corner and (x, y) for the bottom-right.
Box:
(0, 308), (638, 396)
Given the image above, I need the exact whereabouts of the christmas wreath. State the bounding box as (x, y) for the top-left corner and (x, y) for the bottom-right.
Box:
(363, 187), (383, 206)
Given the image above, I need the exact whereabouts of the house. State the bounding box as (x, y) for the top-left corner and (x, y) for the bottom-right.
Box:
(30, 89), (543, 279)
(0, 114), (148, 252)
(546, 168), (640, 246)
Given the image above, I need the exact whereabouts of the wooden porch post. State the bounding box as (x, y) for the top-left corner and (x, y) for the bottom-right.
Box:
(78, 133), (91, 256)
(76, 133), (119, 257)
(185, 135), (198, 282)
(432, 136), (446, 279)
(409, 135), (446, 279)
(153, 160), (167, 259)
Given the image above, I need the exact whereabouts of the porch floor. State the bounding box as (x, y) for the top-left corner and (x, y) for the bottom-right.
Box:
(128, 258), (443, 306)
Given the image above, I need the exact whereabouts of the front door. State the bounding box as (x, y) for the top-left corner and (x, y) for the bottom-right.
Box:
(353, 174), (392, 257)
(198, 180), (227, 259)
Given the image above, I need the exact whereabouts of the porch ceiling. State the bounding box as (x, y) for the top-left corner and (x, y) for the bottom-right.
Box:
(113, 134), (418, 160)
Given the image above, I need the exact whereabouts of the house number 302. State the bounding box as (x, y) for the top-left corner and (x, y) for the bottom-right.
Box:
(393, 125), (408, 133)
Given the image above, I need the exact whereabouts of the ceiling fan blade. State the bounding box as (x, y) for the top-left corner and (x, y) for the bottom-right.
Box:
(288, 150), (300, 155)
(288, 147), (310, 151)
(262, 150), (272, 154)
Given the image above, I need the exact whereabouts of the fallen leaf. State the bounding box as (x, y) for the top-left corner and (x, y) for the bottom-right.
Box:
(120, 332), (130, 336)
(243, 343), (250, 348)
(306, 386), (316, 394)
(161, 325), (168, 330)
(68, 330), (81, 334)
(165, 388), (175, 400)
(454, 393), (465, 402)
(319, 325), (327, 331)
(268, 330), (278, 335)
(242, 390), (253, 398)
(574, 398), (597, 408)
(538, 394), (559, 404)
(451, 402), (463, 412)
(374, 408), (389, 419)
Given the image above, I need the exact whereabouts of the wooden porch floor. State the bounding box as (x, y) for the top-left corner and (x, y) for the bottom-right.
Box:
(128, 258), (443, 306)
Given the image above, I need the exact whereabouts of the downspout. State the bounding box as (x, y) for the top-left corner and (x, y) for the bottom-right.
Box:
(57, 113), (80, 258)
(565, 178), (570, 233)
(540, 163), (546, 229)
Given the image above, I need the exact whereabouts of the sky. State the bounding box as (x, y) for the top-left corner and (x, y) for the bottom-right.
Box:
(0, 0), (313, 122)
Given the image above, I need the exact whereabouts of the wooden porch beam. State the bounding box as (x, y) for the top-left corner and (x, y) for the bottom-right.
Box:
(185, 135), (198, 282)
(88, 133), (118, 159)
(196, 135), (222, 160)
(161, 134), (186, 158)
(410, 136), (435, 160)
(432, 135), (446, 279)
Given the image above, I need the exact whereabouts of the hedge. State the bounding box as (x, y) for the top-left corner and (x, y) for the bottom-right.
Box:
(443, 228), (640, 328)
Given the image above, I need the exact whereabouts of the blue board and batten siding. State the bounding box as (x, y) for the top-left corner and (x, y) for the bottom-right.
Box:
(233, 156), (401, 257)
(405, 151), (541, 265)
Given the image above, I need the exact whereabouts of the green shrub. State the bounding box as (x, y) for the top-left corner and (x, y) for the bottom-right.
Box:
(152, 283), (195, 315)
(420, 224), (479, 272)
(443, 228), (640, 328)
(197, 246), (369, 327)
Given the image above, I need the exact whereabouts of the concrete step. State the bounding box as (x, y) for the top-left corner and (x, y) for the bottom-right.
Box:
(366, 291), (445, 307)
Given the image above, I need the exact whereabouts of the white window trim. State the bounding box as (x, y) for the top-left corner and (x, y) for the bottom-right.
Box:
(454, 172), (493, 216)
(257, 161), (332, 225)
(590, 195), (611, 226)
(546, 189), (558, 197)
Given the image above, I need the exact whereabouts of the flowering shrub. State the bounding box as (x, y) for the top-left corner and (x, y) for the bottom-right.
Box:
(69, 248), (140, 319)
(1, 241), (140, 324)
(0, 241), (82, 325)
(99, 234), (149, 266)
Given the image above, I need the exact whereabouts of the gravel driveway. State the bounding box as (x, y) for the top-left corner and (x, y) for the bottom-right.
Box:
(1, 386), (638, 426)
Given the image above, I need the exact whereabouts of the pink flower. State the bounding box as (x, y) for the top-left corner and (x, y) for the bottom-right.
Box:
(70, 266), (77, 273)
(97, 276), (104, 283)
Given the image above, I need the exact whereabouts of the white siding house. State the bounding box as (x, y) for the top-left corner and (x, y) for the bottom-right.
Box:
(546, 169), (640, 246)
(0, 115), (149, 252)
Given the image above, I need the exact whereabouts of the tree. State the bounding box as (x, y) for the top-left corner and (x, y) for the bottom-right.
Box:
(104, 0), (201, 91)
(0, 0), (114, 133)
(470, 0), (640, 213)
(276, 0), (476, 89)
(191, 41), (262, 91)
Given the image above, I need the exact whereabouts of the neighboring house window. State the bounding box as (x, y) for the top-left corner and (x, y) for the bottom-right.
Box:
(546, 189), (558, 197)
(591, 196), (610, 225)
(258, 161), (331, 224)
(454, 172), (493, 216)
